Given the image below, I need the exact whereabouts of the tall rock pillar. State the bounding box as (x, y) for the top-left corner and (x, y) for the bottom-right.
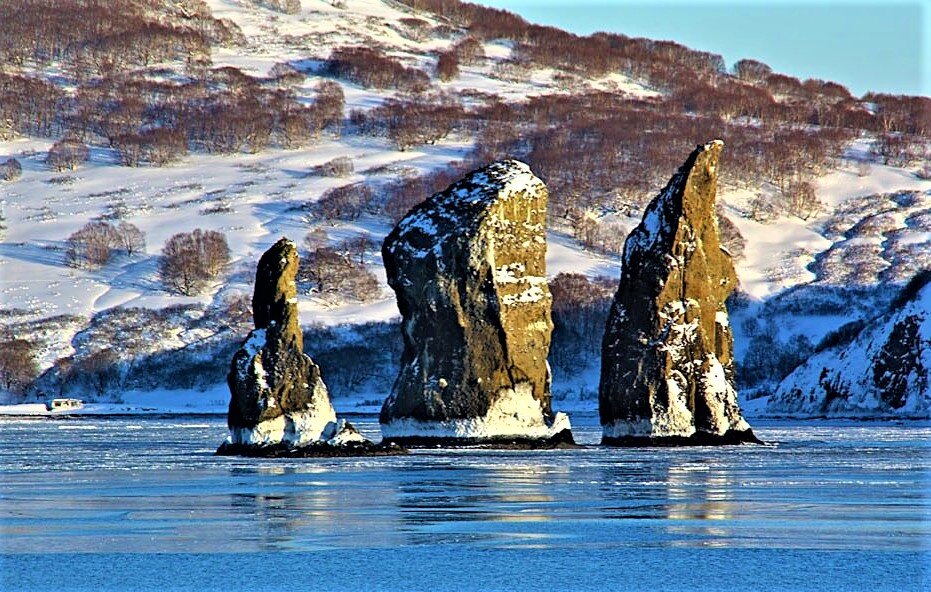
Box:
(380, 160), (572, 445)
(599, 141), (759, 445)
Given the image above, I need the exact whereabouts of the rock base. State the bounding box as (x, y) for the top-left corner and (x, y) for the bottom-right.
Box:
(384, 428), (577, 449)
(602, 428), (763, 447)
(215, 440), (407, 458)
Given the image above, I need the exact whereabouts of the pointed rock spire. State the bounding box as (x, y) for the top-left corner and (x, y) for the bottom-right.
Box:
(219, 238), (387, 455)
(599, 141), (759, 445)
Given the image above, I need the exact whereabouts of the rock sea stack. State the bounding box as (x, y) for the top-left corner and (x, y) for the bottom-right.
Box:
(380, 160), (573, 446)
(599, 141), (759, 445)
(218, 238), (402, 456)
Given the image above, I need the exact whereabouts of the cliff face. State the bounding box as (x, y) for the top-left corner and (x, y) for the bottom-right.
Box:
(770, 274), (931, 418)
(599, 141), (757, 445)
(380, 160), (571, 443)
(226, 238), (338, 447)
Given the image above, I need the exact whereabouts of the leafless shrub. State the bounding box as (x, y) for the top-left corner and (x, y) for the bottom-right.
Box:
(398, 17), (430, 41)
(252, 0), (301, 15)
(0, 338), (39, 396)
(748, 193), (780, 223)
(114, 221), (146, 255)
(337, 232), (377, 265)
(314, 80), (345, 137)
(268, 61), (304, 86)
(314, 183), (373, 221)
(383, 161), (474, 222)
(548, 273), (615, 372)
(298, 246), (380, 301)
(304, 227), (330, 252)
(783, 179), (822, 220)
(66, 220), (145, 267)
(116, 127), (187, 167)
(159, 229), (230, 295)
(452, 36), (484, 64)
(312, 156), (353, 178)
(0, 158), (22, 181)
(66, 221), (118, 268)
(324, 46), (430, 92)
(733, 59), (772, 83)
(435, 51), (459, 81)
(47, 135), (89, 171)
(356, 95), (463, 150)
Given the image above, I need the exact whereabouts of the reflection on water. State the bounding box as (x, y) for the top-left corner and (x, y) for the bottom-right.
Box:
(0, 415), (929, 556)
(394, 458), (558, 547)
(665, 462), (735, 546)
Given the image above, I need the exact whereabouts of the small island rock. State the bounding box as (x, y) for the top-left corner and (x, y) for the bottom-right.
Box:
(380, 160), (572, 446)
(599, 141), (759, 445)
(219, 238), (398, 456)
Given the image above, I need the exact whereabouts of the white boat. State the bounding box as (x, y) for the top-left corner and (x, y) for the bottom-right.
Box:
(46, 398), (85, 412)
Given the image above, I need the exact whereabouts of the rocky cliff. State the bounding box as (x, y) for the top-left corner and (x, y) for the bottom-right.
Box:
(380, 160), (572, 445)
(221, 237), (375, 454)
(769, 272), (931, 417)
(599, 141), (758, 445)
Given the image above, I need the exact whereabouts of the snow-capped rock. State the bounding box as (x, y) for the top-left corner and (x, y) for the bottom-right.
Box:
(221, 237), (401, 455)
(599, 141), (759, 445)
(769, 273), (931, 418)
(225, 238), (338, 447)
(380, 160), (573, 445)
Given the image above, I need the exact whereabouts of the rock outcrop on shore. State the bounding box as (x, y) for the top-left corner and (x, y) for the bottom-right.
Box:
(769, 271), (931, 418)
(219, 238), (401, 456)
(379, 160), (573, 446)
(599, 141), (759, 445)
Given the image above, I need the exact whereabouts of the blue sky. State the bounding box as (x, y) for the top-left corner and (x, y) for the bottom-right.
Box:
(474, 1), (927, 97)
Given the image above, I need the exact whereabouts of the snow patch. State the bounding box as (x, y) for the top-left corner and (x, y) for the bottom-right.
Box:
(381, 382), (571, 440)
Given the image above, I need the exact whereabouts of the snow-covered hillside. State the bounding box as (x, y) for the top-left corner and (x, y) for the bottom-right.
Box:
(760, 274), (931, 417)
(1, 0), (928, 417)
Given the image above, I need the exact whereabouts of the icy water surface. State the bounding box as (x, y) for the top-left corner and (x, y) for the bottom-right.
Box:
(0, 414), (928, 591)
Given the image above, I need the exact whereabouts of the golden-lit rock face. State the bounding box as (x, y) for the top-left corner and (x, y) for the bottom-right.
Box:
(227, 238), (335, 444)
(381, 160), (564, 440)
(600, 141), (757, 445)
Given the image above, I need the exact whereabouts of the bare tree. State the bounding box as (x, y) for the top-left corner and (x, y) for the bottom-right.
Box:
(159, 229), (230, 295)
(338, 232), (376, 265)
(312, 156), (353, 177)
(0, 158), (22, 181)
(435, 51), (459, 81)
(114, 221), (146, 255)
(298, 245), (380, 301)
(314, 183), (373, 221)
(0, 338), (39, 396)
(315, 80), (345, 136)
(783, 179), (822, 220)
(66, 221), (118, 268)
(304, 227), (330, 252)
(47, 135), (90, 171)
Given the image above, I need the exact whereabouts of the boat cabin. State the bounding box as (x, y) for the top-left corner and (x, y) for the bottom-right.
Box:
(47, 398), (84, 412)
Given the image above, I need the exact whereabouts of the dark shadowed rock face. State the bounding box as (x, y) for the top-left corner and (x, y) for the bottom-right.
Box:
(226, 238), (343, 447)
(380, 160), (571, 444)
(599, 141), (758, 445)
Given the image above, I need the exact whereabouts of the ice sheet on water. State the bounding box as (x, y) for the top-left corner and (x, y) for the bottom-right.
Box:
(1, 415), (929, 591)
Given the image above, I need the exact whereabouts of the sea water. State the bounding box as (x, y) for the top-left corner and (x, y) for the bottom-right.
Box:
(0, 413), (928, 591)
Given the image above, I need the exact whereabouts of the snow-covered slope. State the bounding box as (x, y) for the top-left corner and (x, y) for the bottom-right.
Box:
(764, 276), (931, 418)
(1, 0), (929, 416)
